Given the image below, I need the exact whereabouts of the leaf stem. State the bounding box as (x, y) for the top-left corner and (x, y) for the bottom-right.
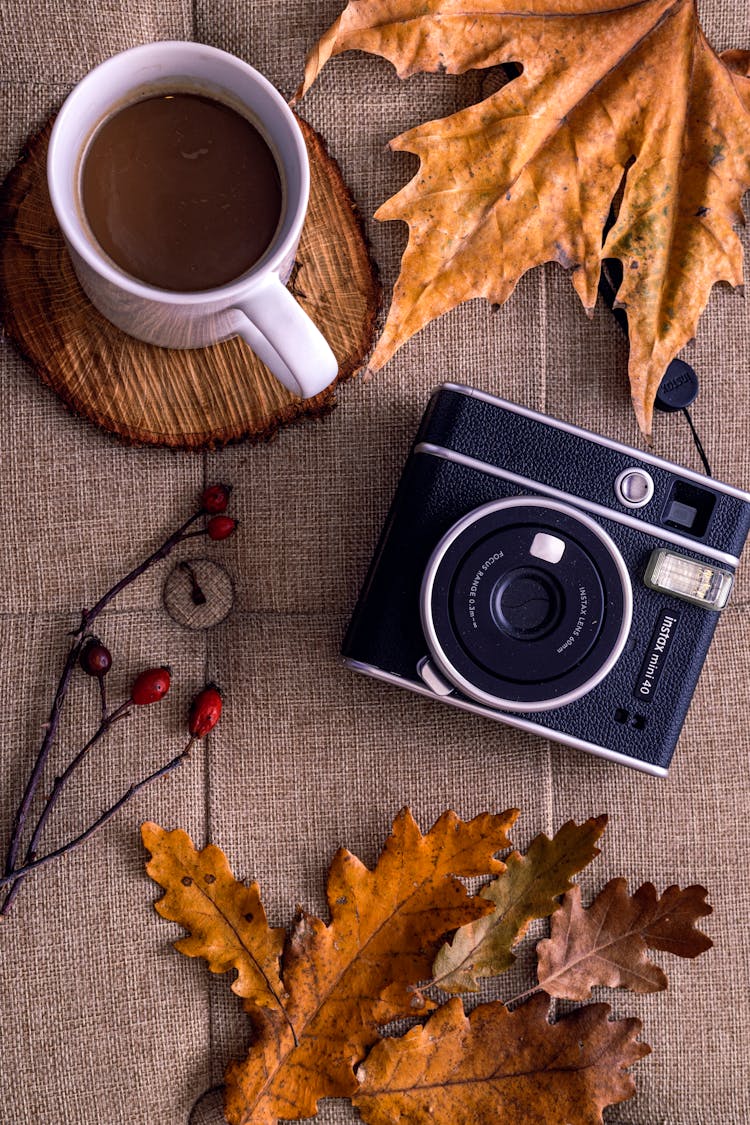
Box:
(504, 984), (544, 1008)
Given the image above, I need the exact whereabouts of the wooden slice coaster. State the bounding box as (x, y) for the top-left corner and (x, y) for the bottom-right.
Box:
(0, 114), (380, 449)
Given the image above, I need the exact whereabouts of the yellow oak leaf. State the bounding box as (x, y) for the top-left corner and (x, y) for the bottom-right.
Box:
(224, 809), (517, 1123)
(141, 822), (286, 1009)
(299, 0), (750, 433)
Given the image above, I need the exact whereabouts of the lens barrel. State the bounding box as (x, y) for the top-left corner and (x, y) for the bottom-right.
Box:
(421, 498), (632, 712)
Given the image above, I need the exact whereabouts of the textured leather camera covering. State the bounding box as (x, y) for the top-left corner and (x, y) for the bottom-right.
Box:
(419, 386), (750, 559)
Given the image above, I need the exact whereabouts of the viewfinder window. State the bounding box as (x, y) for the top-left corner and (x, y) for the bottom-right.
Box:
(662, 481), (716, 538)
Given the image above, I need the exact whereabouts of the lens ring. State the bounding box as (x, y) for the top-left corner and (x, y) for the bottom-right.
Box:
(421, 498), (633, 713)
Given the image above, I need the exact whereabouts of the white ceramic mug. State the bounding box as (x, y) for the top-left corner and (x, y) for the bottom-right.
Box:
(47, 41), (338, 400)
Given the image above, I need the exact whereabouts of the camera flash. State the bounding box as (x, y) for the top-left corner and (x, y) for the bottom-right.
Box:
(644, 549), (733, 610)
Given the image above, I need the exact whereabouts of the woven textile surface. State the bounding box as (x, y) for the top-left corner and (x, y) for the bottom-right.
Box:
(1, 2), (749, 1123)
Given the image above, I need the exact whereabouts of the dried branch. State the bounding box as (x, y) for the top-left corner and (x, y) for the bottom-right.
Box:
(0, 739), (196, 889)
(1, 484), (235, 918)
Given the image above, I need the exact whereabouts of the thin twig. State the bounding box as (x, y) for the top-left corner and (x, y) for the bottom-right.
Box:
(31, 700), (132, 852)
(3, 636), (86, 880)
(84, 512), (203, 620)
(1, 701), (132, 912)
(1, 509), (204, 911)
(99, 676), (108, 725)
(0, 739), (196, 890)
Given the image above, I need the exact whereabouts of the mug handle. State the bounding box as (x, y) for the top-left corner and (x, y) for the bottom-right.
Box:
(232, 278), (338, 399)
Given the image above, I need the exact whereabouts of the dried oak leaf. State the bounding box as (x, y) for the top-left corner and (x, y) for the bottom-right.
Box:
(536, 877), (712, 1000)
(353, 994), (649, 1124)
(432, 815), (607, 993)
(299, 0), (750, 434)
(143, 808), (517, 1125)
(141, 823), (286, 1007)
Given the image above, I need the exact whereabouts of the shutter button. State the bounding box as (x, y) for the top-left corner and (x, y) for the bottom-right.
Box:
(615, 468), (654, 509)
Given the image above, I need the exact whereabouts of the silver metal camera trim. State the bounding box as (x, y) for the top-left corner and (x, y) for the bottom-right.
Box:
(444, 382), (750, 505)
(415, 444), (741, 567)
(420, 497), (634, 714)
(343, 658), (668, 778)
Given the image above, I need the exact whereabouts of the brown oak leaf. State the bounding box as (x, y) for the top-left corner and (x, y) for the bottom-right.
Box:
(353, 994), (649, 1124)
(143, 808), (517, 1125)
(299, 0), (750, 434)
(536, 878), (712, 1000)
(432, 815), (607, 993)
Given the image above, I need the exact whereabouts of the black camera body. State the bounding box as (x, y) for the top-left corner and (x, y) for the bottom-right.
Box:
(343, 384), (750, 775)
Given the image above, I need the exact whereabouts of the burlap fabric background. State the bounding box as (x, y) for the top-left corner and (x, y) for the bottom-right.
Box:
(1, 2), (748, 1123)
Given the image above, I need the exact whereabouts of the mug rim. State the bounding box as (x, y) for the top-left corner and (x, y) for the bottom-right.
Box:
(47, 40), (310, 306)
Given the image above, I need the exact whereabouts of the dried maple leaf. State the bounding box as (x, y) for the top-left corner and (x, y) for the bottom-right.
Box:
(536, 877), (712, 1000)
(432, 815), (606, 993)
(144, 808), (517, 1125)
(141, 823), (286, 1008)
(353, 994), (649, 1124)
(299, 1), (750, 433)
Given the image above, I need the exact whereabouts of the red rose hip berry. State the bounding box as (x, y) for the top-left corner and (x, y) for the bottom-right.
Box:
(201, 483), (232, 514)
(189, 685), (223, 738)
(207, 516), (237, 541)
(131, 666), (171, 705)
(80, 638), (112, 678)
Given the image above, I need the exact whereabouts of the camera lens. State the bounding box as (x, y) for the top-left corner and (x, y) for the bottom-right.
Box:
(421, 498), (632, 712)
(491, 568), (563, 639)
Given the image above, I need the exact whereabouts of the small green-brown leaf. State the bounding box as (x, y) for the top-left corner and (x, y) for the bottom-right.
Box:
(432, 816), (607, 993)
(536, 878), (713, 1000)
(353, 995), (649, 1124)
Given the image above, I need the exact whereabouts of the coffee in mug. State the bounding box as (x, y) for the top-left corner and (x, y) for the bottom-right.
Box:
(47, 41), (339, 400)
(81, 92), (283, 292)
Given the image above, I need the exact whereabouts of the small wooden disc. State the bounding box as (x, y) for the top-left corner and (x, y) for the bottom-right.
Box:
(0, 115), (380, 449)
